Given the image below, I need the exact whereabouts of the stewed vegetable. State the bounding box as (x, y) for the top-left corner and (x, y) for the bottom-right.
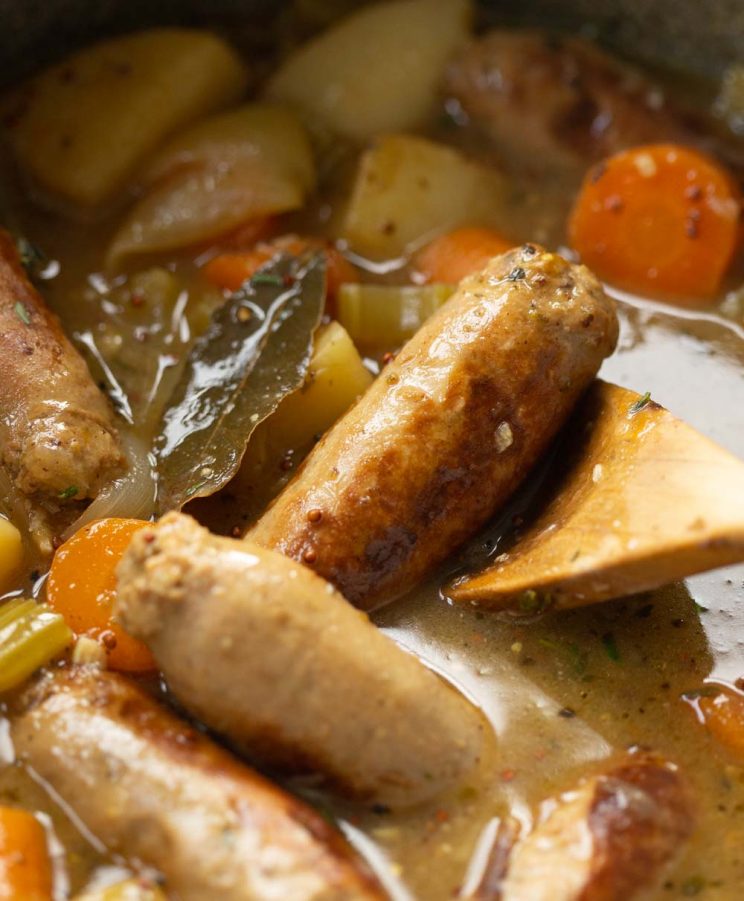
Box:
(1, 1), (744, 898)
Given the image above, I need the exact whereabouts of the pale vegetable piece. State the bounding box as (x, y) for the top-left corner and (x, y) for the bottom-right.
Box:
(0, 599), (72, 693)
(5, 29), (248, 209)
(337, 282), (454, 348)
(266, 0), (472, 140)
(267, 320), (373, 449)
(0, 517), (23, 593)
(74, 878), (167, 901)
(449, 381), (744, 613)
(230, 321), (372, 521)
(341, 134), (508, 258)
(717, 64), (744, 133)
(108, 105), (316, 263)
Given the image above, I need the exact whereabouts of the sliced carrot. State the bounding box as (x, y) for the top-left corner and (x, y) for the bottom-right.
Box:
(690, 685), (744, 761)
(413, 226), (515, 284)
(203, 235), (358, 300)
(0, 807), (53, 901)
(568, 143), (742, 303)
(47, 518), (155, 673)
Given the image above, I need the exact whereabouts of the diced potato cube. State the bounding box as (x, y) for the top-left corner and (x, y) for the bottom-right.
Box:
(341, 134), (509, 258)
(0, 516), (23, 592)
(4, 29), (248, 209)
(268, 319), (373, 449)
(266, 0), (472, 141)
(233, 321), (372, 513)
(107, 104), (316, 263)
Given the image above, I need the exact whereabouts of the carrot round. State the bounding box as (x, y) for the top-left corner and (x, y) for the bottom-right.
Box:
(203, 235), (357, 300)
(47, 518), (155, 673)
(692, 685), (744, 761)
(568, 143), (742, 303)
(0, 807), (53, 901)
(413, 227), (515, 284)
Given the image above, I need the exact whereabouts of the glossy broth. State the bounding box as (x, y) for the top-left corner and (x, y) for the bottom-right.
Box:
(1, 7), (744, 899)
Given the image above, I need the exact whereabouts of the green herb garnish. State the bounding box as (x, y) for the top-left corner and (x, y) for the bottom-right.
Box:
(250, 273), (284, 287)
(14, 301), (31, 325)
(601, 632), (621, 662)
(58, 485), (78, 500)
(15, 236), (47, 277)
(183, 481), (208, 499)
(516, 589), (552, 615)
(681, 876), (707, 896)
(628, 391), (651, 415)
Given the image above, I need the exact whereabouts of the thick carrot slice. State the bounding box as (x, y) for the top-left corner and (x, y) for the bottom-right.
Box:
(203, 235), (358, 300)
(568, 144), (742, 303)
(47, 518), (155, 673)
(689, 685), (744, 761)
(413, 227), (515, 284)
(0, 807), (53, 901)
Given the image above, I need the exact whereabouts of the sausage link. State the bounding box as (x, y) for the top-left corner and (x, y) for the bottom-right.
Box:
(491, 754), (693, 901)
(247, 245), (618, 610)
(9, 666), (385, 901)
(0, 229), (124, 548)
(115, 512), (488, 809)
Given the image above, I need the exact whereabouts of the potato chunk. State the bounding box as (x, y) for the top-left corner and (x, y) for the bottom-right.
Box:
(266, 0), (472, 140)
(4, 29), (248, 209)
(107, 104), (316, 263)
(0, 516), (23, 592)
(341, 134), (509, 258)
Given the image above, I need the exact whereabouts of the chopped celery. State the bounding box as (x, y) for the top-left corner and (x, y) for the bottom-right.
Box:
(337, 283), (455, 348)
(0, 599), (72, 693)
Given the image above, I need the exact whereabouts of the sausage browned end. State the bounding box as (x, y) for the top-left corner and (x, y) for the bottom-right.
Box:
(0, 229), (124, 548)
(10, 667), (386, 901)
(489, 754), (693, 901)
(116, 512), (488, 809)
(443, 31), (686, 174)
(247, 245), (618, 610)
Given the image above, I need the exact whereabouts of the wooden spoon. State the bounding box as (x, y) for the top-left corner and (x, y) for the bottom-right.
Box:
(447, 380), (744, 614)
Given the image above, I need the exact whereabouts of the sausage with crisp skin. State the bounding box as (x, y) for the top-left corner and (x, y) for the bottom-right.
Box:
(443, 31), (687, 175)
(115, 511), (488, 809)
(247, 245), (618, 610)
(472, 753), (694, 901)
(9, 666), (386, 901)
(0, 229), (124, 550)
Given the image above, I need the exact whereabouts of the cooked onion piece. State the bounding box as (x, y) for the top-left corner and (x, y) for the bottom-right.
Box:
(107, 104), (316, 263)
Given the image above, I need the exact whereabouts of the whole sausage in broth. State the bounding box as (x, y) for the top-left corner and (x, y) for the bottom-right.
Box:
(247, 245), (618, 610)
(116, 512), (488, 809)
(10, 666), (386, 901)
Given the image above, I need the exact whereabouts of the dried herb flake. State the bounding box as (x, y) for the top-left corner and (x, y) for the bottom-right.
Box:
(14, 301), (30, 325)
(628, 391), (651, 415)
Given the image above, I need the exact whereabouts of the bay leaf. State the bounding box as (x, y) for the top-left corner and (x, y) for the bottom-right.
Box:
(155, 252), (326, 513)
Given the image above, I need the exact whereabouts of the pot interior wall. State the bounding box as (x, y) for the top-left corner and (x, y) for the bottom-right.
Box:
(0, 0), (741, 90)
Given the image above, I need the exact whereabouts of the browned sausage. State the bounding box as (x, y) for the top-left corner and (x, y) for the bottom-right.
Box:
(0, 229), (124, 549)
(443, 31), (687, 175)
(473, 753), (693, 901)
(9, 666), (386, 901)
(246, 245), (618, 610)
(115, 512), (488, 809)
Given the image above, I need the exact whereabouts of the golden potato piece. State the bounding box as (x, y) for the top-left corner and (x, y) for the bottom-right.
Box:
(5, 28), (248, 209)
(341, 134), (509, 258)
(267, 0), (472, 140)
(0, 516), (23, 592)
